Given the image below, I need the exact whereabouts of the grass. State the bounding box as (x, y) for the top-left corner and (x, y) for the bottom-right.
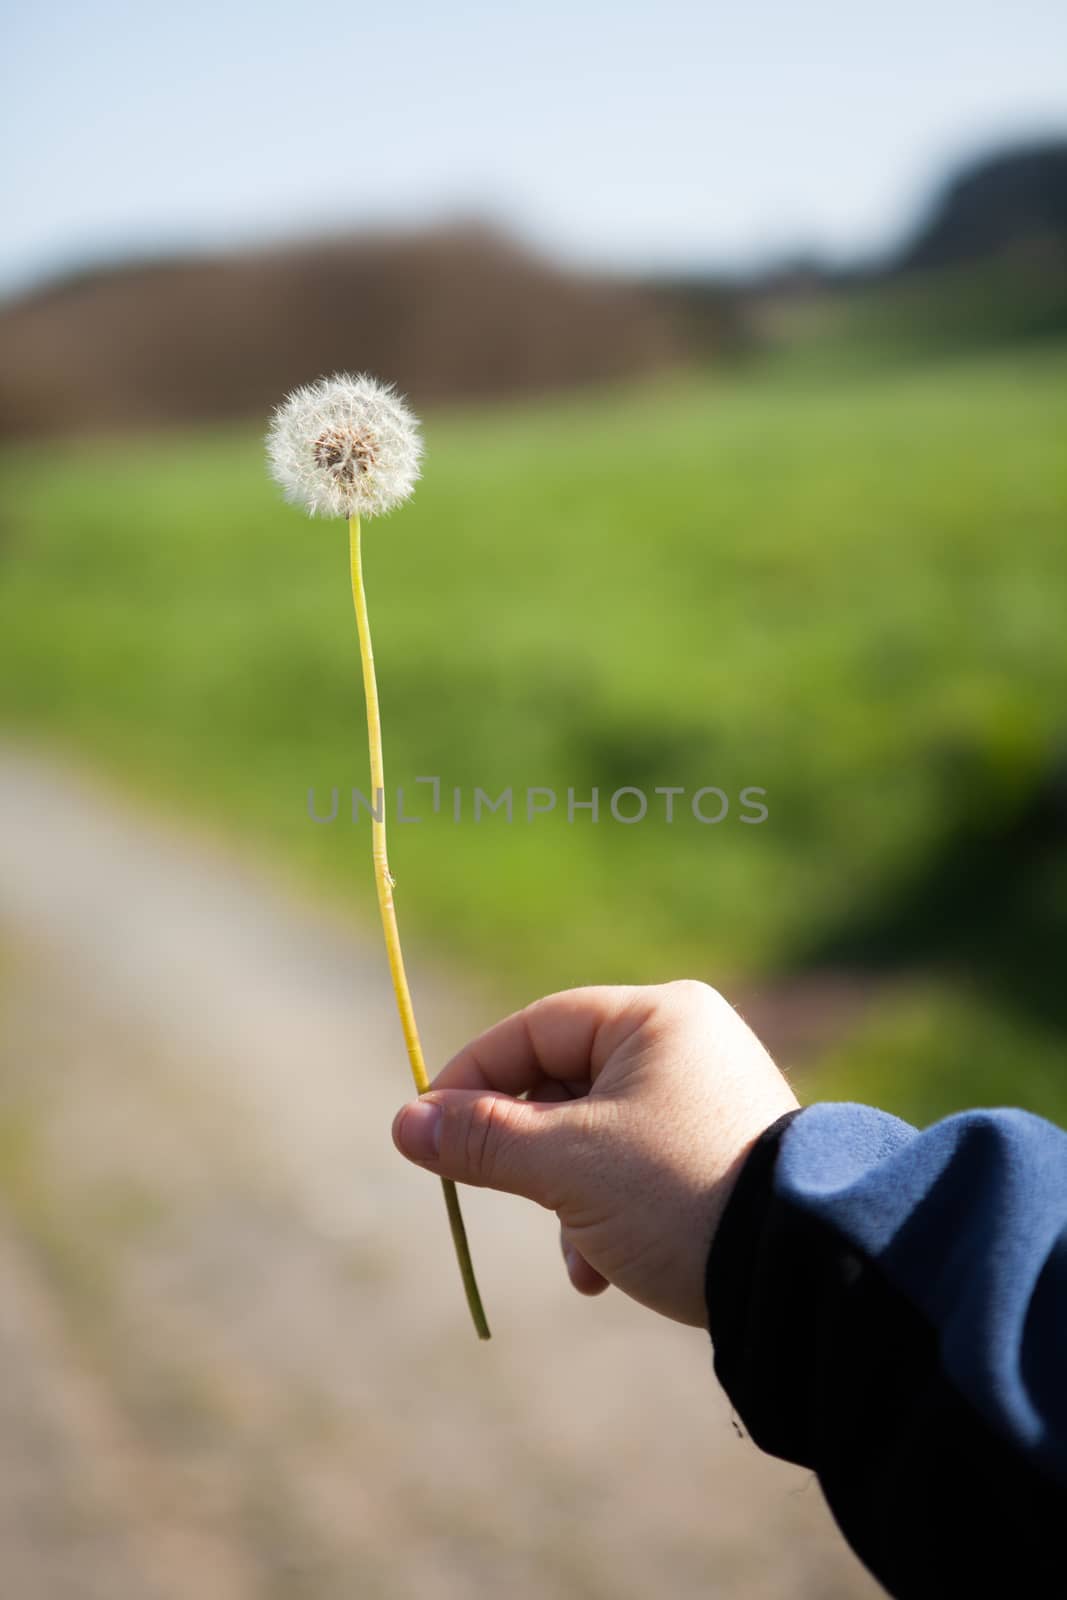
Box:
(766, 250), (1067, 377)
(2, 343), (1067, 1122)
(813, 979), (1067, 1127)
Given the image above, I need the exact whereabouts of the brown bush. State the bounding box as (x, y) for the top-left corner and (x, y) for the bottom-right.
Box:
(0, 223), (693, 438)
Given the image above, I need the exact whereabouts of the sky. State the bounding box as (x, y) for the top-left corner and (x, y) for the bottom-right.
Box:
(3, 0), (1066, 295)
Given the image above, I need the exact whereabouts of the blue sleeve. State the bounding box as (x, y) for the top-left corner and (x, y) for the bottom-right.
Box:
(705, 1103), (1067, 1597)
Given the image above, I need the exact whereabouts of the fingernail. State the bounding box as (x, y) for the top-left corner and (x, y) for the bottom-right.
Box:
(396, 1100), (442, 1162)
(564, 1245), (579, 1276)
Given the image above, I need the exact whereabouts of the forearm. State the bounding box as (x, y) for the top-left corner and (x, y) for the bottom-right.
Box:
(706, 1103), (1067, 1597)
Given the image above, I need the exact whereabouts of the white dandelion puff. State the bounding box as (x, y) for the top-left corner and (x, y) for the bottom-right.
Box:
(266, 372), (423, 519)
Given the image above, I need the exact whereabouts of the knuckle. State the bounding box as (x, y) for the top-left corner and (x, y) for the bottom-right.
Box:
(663, 978), (722, 1011)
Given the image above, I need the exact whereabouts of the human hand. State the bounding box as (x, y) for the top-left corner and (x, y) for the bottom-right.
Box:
(391, 981), (798, 1327)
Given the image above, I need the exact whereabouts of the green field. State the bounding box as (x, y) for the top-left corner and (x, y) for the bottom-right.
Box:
(3, 344), (1067, 1123)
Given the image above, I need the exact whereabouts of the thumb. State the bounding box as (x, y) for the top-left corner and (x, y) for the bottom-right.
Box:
(391, 1090), (572, 1208)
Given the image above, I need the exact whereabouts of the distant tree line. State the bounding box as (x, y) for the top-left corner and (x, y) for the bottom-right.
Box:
(1, 140), (1063, 437)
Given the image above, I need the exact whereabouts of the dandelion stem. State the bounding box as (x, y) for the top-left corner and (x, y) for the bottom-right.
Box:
(348, 513), (490, 1341)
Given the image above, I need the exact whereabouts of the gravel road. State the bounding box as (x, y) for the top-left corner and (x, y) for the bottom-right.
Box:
(0, 745), (879, 1599)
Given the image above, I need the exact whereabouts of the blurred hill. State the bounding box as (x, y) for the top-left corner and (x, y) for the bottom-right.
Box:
(894, 138), (1067, 273)
(739, 138), (1067, 365)
(0, 225), (695, 439)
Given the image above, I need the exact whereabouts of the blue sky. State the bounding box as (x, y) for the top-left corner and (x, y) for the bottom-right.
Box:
(3, 0), (1065, 294)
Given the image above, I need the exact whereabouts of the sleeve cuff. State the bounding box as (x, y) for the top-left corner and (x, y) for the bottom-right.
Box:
(704, 1107), (805, 1455)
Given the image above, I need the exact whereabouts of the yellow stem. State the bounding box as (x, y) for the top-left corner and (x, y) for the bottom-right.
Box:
(348, 514), (490, 1341)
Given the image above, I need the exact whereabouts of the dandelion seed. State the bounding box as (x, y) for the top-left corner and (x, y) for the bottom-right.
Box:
(266, 373), (489, 1340)
(266, 372), (423, 519)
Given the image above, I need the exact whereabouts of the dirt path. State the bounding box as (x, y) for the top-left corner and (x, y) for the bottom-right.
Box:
(0, 745), (879, 1600)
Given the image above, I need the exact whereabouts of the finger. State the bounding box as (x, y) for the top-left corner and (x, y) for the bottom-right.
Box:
(561, 1229), (610, 1296)
(431, 985), (654, 1098)
(392, 1089), (576, 1206)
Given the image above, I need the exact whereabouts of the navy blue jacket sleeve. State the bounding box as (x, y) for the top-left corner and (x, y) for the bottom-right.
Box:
(705, 1103), (1067, 1597)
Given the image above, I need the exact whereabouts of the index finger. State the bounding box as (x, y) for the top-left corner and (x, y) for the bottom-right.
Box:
(431, 984), (654, 1096)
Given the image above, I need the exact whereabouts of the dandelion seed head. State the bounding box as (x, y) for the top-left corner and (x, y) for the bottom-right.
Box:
(266, 372), (422, 518)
